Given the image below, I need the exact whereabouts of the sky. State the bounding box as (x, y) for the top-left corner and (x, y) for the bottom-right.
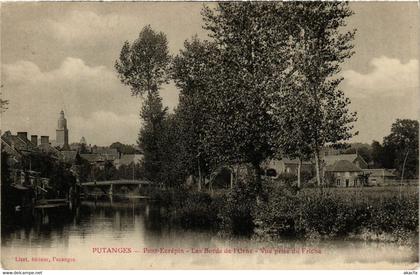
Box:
(1, 2), (419, 146)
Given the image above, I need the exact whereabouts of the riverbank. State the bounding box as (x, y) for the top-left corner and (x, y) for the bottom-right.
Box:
(150, 182), (419, 244)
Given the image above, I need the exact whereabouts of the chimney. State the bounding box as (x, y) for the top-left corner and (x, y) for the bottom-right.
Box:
(31, 135), (38, 146)
(40, 136), (49, 145)
(17, 132), (28, 141)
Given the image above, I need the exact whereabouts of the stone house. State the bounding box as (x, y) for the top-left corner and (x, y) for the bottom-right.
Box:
(325, 160), (363, 187)
(261, 158), (313, 179)
(362, 168), (397, 186)
(323, 153), (368, 169)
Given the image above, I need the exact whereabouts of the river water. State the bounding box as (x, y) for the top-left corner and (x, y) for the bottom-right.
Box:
(1, 198), (418, 269)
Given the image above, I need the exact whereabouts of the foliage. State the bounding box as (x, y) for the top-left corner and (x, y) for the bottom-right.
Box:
(158, 114), (188, 187)
(110, 142), (138, 154)
(218, 181), (258, 235)
(0, 90), (8, 113)
(254, 186), (418, 241)
(280, 2), (358, 186)
(255, 185), (303, 238)
(138, 91), (168, 183)
(369, 119), (419, 178)
(150, 188), (220, 228)
(383, 119), (419, 178)
(115, 25), (171, 97)
(115, 25), (174, 185)
(201, 2), (297, 190)
(174, 192), (219, 228)
(172, 37), (215, 186)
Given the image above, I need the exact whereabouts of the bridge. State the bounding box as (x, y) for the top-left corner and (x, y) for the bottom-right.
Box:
(81, 179), (158, 197)
(81, 179), (154, 187)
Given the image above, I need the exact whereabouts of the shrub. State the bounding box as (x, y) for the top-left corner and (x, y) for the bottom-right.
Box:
(218, 181), (257, 236)
(254, 186), (303, 239)
(254, 184), (419, 241)
(174, 192), (219, 228)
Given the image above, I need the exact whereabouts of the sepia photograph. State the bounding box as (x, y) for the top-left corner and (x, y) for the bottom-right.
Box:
(0, 1), (419, 271)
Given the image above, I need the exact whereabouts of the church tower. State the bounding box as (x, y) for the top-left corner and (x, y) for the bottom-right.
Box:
(56, 110), (69, 148)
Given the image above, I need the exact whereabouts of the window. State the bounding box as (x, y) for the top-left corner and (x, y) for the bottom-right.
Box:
(336, 179), (341, 186)
(286, 167), (291, 173)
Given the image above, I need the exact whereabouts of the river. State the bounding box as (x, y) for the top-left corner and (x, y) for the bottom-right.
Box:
(1, 197), (418, 269)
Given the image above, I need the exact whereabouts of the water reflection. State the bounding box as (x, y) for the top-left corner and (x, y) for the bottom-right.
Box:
(1, 197), (418, 269)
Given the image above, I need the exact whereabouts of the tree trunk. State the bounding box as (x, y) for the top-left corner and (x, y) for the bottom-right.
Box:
(314, 151), (321, 187)
(252, 162), (262, 194)
(235, 164), (239, 185)
(230, 167), (233, 189)
(297, 158), (302, 189)
(197, 158), (202, 192)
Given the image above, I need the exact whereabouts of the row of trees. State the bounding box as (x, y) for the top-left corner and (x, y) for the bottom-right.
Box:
(115, 2), (358, 189)
(372, 119), (419, 179)
(339, 119), (419, 179)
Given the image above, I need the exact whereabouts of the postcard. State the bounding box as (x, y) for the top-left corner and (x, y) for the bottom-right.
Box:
(1, 1), (418, 270)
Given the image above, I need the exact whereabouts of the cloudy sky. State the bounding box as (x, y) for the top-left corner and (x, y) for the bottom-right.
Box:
(1, 2), (419, 146)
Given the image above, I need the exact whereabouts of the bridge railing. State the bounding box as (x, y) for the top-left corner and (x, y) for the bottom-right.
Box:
(81, 179), (154, 186)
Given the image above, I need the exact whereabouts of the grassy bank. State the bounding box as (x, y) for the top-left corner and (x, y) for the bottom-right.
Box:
(150, 182), (419, 243)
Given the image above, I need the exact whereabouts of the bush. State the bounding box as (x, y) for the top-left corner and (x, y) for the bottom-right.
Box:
(150, 182), (418, 242)
(174, 192), (219, 228)
(254, 185), (419, 241)
(299, 194), (363, 237)
(368, 194), (419, 235)
(218, 181), (257, 236)
(254, 185), (303, 239)
(150, 188), (221, 229)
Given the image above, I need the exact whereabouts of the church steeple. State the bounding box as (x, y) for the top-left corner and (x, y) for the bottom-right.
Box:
(56, 110), (69, 148)
(57, 110), (67, 130)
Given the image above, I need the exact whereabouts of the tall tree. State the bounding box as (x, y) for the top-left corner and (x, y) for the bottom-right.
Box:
(273, 79), (314, 188)
(201, 2), (294, 191)
(115, 25), (171, 183)
(172, 37), (216, 190)
(383, 119), (419, 179)
(138, 92), (168, 182)
(115, 25), (171, 97)
(285, 2), (358, 186)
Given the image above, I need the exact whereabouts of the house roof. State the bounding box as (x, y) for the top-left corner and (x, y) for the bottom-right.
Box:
(362, 169), (397, 177)
(1, 132), (38, 154)
(80, 153), (107, 163)
(323, 154), (369, 168)
(115, 154), (143, 166)
(281, 157), (312, 165)
(325, 160), (363, 172)
(323, 154), (358, 166)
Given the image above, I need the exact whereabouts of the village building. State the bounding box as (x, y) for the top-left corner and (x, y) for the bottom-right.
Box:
(323, 153), (368, 169)
(325, 160), (363, 187)
(114, 154), (144, 169)
(262, 158), (313, 179)
(362, 168), (397, 186)
(91, 146), (120, 160)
